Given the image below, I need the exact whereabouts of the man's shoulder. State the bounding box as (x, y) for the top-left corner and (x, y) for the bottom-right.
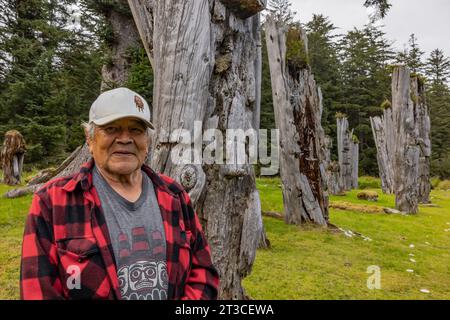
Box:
(35, 173), (78, 198)
(151, 171), (185, 196)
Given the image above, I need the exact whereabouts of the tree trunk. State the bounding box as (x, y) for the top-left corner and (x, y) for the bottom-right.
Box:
(327, 161), (342, 195)
(370, 115), (394, 194)
(351, 141), (359, 189)
(100, 0), (141, 91)
(265, 16), (328, 226)
(127, 0), (155, 67)
(336, 116), (353, 191)
(391, 66), (420, 214)
(321, 135), (341, 195)
(129, 0), (265, 299)
(258, 224), (271, 249)
(411, 77), (431, 203)
(371, 71), (428, 207)
(1, 130), (26, 186)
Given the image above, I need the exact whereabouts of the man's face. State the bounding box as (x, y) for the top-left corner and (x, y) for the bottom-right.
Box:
(87, 117), (150, 176)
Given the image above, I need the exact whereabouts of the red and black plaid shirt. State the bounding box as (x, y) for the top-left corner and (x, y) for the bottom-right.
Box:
(20, 159), (219, 300)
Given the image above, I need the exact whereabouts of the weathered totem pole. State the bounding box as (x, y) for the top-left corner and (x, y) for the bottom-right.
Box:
(265, 15), (329, 226)
(129, 0), (266, 299)
(411, 77), (431, 203)
(336, 114), (358, 191)
(1, 130), (26, 186)
(391, 66), (420, 213)
(351, 136), (359, 189)
(371, 66), (428, 212)
(370, 112), (395, 194)
(321, 135), (340, 195)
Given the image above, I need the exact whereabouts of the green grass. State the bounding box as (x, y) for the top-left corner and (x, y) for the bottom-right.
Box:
(0, 176), (449, 299)
(358, 176), (382, 189)
(0, 170), (38, 299)
(437, 180), (450, 190)
(0, 184), (32, 299)
(243, 177), (450, 299)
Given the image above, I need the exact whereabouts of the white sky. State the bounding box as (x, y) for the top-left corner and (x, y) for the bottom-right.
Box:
(289, 0), (450, 58)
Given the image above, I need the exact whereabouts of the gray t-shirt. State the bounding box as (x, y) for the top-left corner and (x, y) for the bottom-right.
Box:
(92, 165), (168, 300)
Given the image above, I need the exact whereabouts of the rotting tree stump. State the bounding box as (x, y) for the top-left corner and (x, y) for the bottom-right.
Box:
(1, 130), (26, 186)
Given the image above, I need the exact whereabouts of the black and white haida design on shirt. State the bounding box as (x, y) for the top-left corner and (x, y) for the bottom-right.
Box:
(117, 260), (168, 300)
(116, 227), (168, 300)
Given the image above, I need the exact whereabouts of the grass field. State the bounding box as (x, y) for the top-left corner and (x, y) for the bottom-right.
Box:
(0, 183), (32, 299)
(0, 176), (449, 299)
(243, 178), (450, 299)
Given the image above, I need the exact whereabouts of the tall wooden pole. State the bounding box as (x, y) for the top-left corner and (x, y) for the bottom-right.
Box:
(265, 16), (329, 226)
(129, 0), (266, 299)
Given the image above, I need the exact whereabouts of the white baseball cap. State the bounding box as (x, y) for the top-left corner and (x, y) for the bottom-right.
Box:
(89, 87), (154, 129)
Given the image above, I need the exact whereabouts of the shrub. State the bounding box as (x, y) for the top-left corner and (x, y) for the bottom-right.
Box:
(357, 191), (379, 201)
(335, 112), (347, 119)
(380, 99), (391, 109)
(286, 25), (309, 70)
(437, 180), (450, 191)
(430, 177), (441, 189)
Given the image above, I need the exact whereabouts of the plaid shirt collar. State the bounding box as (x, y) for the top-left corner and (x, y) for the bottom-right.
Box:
(62, 158), (177, 197)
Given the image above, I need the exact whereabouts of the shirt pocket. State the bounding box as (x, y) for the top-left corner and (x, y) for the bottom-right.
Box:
(56, 237), (111, 299)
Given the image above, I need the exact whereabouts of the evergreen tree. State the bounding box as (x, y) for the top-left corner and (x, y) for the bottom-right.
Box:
(267, 0), (296, 24)
(0, 0), (103, 167)
(305, 14), (342, 148)
(396, 34), (425, 74)
(425, 49), (450, 87)
(425, 49), (450, 178)
(364, 0), (392, 20)
(337, 25), (394, 175)
(125, 46), (154, 108)
(427, 85), (450, 178)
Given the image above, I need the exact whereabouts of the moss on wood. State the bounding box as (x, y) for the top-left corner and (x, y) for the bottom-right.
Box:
(286, 26), (309, 70)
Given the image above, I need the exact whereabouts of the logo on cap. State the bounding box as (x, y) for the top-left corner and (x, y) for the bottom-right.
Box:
(134, 95), (144, 113)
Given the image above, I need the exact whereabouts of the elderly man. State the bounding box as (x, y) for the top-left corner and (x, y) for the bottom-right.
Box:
(20, 87), (219, 300)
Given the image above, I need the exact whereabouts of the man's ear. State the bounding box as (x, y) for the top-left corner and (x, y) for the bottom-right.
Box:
(84, 128), (94, 154)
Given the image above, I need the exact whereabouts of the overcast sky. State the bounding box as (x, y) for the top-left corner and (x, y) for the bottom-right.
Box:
(289, 0), (450, 59)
